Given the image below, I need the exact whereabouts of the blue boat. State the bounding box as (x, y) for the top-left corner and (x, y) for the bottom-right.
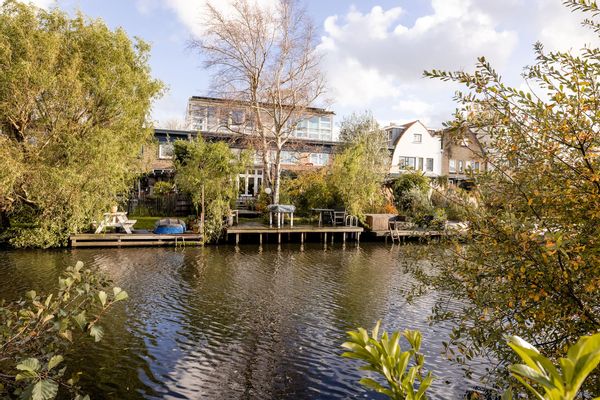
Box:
(154, 218), (186, 234)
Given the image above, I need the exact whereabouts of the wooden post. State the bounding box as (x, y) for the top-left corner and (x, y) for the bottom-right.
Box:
(201, 185), (205, 240)
(357, 232), (361, 244)
(343, 233), (346, 243)
(278, 233), (281, 244)
(259, 233), (263, 245)
(324, 232), (327, 243)
(301, 232), (304, 243)
(331, 233), (334, 244)
(236, 233), (239, 245)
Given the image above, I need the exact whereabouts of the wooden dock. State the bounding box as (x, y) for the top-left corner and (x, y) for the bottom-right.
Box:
(226, 224), (363, 245)
(70, 233), (203, 248)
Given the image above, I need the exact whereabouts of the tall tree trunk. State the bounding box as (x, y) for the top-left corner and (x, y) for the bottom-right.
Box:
(273, 161), (281, 204)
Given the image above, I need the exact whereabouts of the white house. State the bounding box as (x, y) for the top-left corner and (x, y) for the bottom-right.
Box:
(384, 121), (442, 177)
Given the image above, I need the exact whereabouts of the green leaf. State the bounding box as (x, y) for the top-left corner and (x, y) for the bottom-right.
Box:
(89, 325), (104, 342)
(371, 320), (381, 340)
(98, 291), (107, 307)
(30, 379), (58, 400)
(113, 288), (128, 302)
(47, 355), (64, 371)
(73, 311), (87, 331)
(17, 358), (41, 373)
(15, 371), (37, 381)
(501, 387), (513, 400)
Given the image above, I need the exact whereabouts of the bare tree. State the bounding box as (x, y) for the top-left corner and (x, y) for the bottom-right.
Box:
(162, 118), (190, 130)
(192, 0), (327, 204)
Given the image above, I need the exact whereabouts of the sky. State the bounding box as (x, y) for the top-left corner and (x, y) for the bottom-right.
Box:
(25, 0), (598, 130)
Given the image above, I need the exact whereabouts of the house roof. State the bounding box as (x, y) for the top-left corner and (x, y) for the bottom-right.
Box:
(189, 96), (335, 115)
(383, 120), (432, 147)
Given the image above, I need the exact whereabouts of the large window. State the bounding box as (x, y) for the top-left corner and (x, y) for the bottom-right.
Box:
(158, 143), (174, 159)
(473, 161), (481, 172)
(281, 151), (300, 164)
(310, 153), (330, 166)
(449, 159), (456, 173)
(426, 158), (434, 171)
(399, 156), (417, 169)
(413, 134), (422, 143)
(418, 157), (424, 170)
(293, 115), (333, 141)
(458, 160), (464, 173)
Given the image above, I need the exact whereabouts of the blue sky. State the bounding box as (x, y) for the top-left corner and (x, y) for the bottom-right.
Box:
(29, 0), (597, 129)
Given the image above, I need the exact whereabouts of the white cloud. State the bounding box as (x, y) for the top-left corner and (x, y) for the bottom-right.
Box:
(319, 0), (519, 125)
(139, 0), (278, 38)
(535, 0), (597, 52)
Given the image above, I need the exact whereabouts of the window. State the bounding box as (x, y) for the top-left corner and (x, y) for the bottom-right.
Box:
(413, 134), (422, 143)
(461, 137), (470, 147)
(308, 116), (320, 139)
(230, 110), (245, 126)
(458, 160), (464, 173)
(320, 116), (333, 141)
(449, 159), (456, 173)
(418, 157), (424, 171)
(426, 158), (434, 171)
(281, 151), (300, 164)
(310, 153), (330, 166)
(473, 161), (481, 172)
(158, 143), (174, 159)
(399, 157), (416, 169)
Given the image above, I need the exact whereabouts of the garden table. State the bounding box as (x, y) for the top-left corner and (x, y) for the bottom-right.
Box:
(268, 204), (295, 228)
(94, 212), (136, 234)
(310, 208), (335, 227)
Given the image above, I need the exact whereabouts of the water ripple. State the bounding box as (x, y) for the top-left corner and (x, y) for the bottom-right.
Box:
(0, 244), (491, 399)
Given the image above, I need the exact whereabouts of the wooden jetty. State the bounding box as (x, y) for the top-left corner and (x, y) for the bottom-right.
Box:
(226, 224), (363, 245)
(70, 233), (203, 248)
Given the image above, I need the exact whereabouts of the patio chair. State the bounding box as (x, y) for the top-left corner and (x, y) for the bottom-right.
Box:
(333, 209), (346, 226)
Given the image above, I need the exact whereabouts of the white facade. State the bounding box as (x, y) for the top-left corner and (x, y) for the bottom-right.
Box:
(388, 121), (442, 177)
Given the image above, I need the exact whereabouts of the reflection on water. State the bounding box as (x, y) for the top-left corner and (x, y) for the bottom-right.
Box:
(0, 244), (487, 399)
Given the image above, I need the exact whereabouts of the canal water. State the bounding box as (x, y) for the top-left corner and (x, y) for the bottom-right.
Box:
(0, 244), (488, 399)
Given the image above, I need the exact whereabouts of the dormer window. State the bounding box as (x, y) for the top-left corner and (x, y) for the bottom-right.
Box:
(413, 134), (422, 143)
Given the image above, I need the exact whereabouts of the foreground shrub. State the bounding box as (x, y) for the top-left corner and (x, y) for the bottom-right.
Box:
(342, 322), (600, 399)
(0, 262), (128, 399)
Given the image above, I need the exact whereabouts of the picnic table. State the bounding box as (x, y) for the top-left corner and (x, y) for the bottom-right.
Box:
(94, 212), (137, 234)
(268, 204), (295, 228)
(310, 208), (335, 227)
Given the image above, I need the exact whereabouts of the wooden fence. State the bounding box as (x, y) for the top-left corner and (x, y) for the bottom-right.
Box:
(127, 193), (192, 217)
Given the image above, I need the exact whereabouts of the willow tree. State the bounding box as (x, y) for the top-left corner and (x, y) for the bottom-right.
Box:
(0, 1), (163, 247)
(173, 138), (247, 242)
(192, 0), (327, 204)
(421, 0), (600, 388)
(330, 112), (390, 218)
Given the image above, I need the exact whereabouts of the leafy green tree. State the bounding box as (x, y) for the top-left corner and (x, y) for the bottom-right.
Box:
(392, 172), (431, 213)
(420, 0), (600, 390)
(173, 138), (247, 242)
(330, 112), (390, 218)
(0, 261), (128, 399)
(504, 333), (600, 400)
(0, 1), (163, 247)
(342, 322), (433, 400)
(279, 169), (336, 214)
(342, 323), (600, 400)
